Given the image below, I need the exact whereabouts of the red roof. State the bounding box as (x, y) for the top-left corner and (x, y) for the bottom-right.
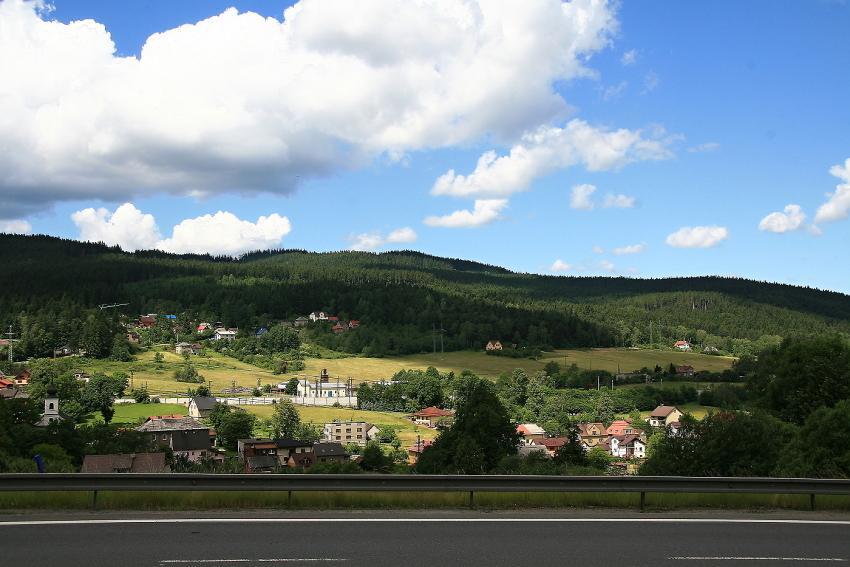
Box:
(327, 316), (339, 321)
(674, 340), (690, 346)
(407, 440), (434, 454)
(412, 406), (455, 418)
(0, 378), (13, 388)
(534, 437), (567, 449)
(148, 414), (185, 420)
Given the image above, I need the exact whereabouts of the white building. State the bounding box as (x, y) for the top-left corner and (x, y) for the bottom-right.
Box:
(308, 311), (329, 322)
(610, 435), (646, 459)
(296, 379), (350, 398)
(35, 385), (66, 427)
(322, 421), (379, 446)
(213, 328), (237, 341)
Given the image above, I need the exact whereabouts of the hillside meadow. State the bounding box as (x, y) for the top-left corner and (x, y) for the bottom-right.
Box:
(74, 346), (734, 395)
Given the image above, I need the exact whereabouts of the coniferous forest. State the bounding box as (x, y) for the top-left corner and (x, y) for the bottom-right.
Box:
(2, 233), (849, 361)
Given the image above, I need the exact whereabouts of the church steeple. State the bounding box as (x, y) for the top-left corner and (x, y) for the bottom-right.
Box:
(36, 382), (65, 427)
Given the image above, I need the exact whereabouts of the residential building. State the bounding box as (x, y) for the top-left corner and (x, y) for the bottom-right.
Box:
(610, 434), (646, 459)
(294, 317), (309, 327)
(533, 437), (567, 457)
(197, 322), (211, 333)
(407, 439), (433, 464)
(577, 422), (607, 448)
(516, 423), (546, 445)
(410, 406), (455, 428)
(323, 421), (374, 446)
(14, 368), (30, 386)
(238, 438), (281, 472)
(139, 315), (157, 329)
(0, 382), (28, 400)
(673, 340), (692, 351)
(127, 332), (141, 344)
(647, 405), (684, 428)
(35, 385), (67, 427)
(73, 370), (91, 383)
(606, 419), (636, 437)
(137, 416), (214, 462)
(313, 442), (348, 465)
(81, 453), (169, 473)
(276, 439), (316, 468)
(188, 396), (217, 419)
(308, 311), (329, 322)
(176, 342), (202, 355)
(675, 365), (695, 377)
(213, 328), (237, 341)
(348, 320), (360, 329)
(485, 340), (503, 351)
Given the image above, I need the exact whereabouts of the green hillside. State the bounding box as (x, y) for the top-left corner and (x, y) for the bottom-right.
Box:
(1, 234), (849, 361)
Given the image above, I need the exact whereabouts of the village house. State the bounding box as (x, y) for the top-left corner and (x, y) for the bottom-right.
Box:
(577, 422), (607, 448)
(313, 442), (349, 465)
(410, 406), (455, 428)
(294, 316), (309, 327)
(213, 328), (237, 341)
(606, 419), (636, 437)
(14, 368), (30, 386)
(127, 331), (141, 344)
(138, 314), (157, 329)
(0, 380), (28, 400)
(188, 396), (217, 419)
(673, 340), (692, 351)
(308, 311), (329, 322)
(197, 322), (211, 333)
(81, 453), (169, 473)
(238, 438), (280, 472)
(322, 421), (377, 446)
(276, 439), (316, 468)
(348, 320), (360, 329)
(485, 340), (503, 351)
(137, 416), (215, 462)
(532, 437), (567, 457)
(610, 434), (647, 459)
(675, 365), (695, 377)
(647, 405), (684, 428)
(407, 439), (433, 464)
(516, 423), (546, 445)
(175, 342), (202, 355)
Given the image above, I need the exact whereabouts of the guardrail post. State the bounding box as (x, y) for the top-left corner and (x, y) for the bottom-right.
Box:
(639, 491), (646, 511)
(810, 494), (816, 511)
(91, 490), (98, 511)
(469, 491), (474, 508)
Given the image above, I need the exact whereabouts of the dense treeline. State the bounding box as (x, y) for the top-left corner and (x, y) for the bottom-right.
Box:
(2, 234), (849, 360)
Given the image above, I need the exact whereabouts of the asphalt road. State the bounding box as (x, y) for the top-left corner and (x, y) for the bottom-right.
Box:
(2, 510), (850, 567)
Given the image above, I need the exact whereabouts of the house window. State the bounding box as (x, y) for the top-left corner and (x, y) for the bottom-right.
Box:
(48, 403), (54, 410)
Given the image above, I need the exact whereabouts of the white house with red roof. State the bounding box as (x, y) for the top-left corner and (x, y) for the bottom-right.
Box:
(673, 340), (692, 351)
(610, 434), (646, 459)
(410, 406), (455, 428)
(516, 423), (546, 445)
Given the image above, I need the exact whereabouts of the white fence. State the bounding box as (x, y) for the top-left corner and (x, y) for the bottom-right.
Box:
(115, 395), (358, 408)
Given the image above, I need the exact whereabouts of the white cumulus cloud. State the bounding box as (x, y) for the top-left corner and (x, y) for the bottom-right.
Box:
(570, 184), (597, 210)
(758, 204), (806, 233)
(431, 120), (674, 199)
(550, 259), (573, 272)
(0, 0), (618, 217)
(621, 49), (637, 66)
(0, 219), (33, 234)
(814, 158), (850, 224)
(424, 199), (507, 228)
(349, 226), (417, 251)
(71, 203), (291, 255)
(665, 226), (729, 249)
(612, 243), (646, 255)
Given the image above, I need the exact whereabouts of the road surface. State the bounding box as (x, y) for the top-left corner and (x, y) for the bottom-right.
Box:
(2, 509), (850, 567)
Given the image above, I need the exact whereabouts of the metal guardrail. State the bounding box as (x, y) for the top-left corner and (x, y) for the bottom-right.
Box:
(2, 474), (849, 510)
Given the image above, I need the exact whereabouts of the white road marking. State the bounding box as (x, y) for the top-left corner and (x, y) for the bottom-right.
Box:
(670, 558), (845, 562)
(159, 560), (346, 564)
(2, 518), (850, 527)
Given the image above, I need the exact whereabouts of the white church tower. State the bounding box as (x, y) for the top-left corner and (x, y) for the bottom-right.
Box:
(35, 384), (66, 427)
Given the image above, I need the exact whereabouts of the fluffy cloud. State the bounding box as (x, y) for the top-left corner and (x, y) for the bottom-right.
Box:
(570, 184), (597, 210)
(431, 120), (673, 199)
(602, 193), (636, 208)
(424, 199), (507, 228)
(814, 158), (850, 224)
(665, 226), (728, 249)
(601, 80), (627, 101)
(72, 203), (291, 255)
(621, 49), (637, 66)
(349, 226), (417, 251)
(0, 0), (618, 217)
(758, 204), (806, 233)
(592, 245), (605, 254)
(0, 219), (33, 234)
(550, 259), (573, 272)
(599, 259), (615, 272)
(687, 142), (720, 153)
(612, 243), (646, 255)
(71, 203), (161, 251)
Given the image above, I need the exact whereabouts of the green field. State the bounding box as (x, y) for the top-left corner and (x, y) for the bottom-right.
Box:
(88, 403), (188, 425)
(74, 346), (734, 396)
(240, 405), (437, 446)
(302, 347), (735, 381)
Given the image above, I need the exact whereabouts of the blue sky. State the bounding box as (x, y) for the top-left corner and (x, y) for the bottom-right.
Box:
(2, 0), (849, 292)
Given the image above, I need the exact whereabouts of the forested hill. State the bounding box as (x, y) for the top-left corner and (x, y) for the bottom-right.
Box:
(2, 233), (849, 358)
